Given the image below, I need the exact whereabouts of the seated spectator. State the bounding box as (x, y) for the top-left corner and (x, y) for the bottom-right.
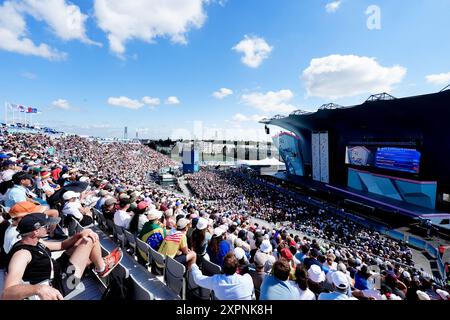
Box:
(207, 227), (232, 267)
(4, 172), (36, 210)
(128, 201), (149, 235)
(318, 271), (358, 300)
(253, 239), (276, 273)
(102, 197), (117, 220)
(62, 191), (93, 227)
(303, 248), (322, 271)
(248, 251), (268, 299)
(295, 244), (309, 264)
(139, 209), (165, 255)
(260, 258), (301, 300)
(280, 247), (296, 280)
(2, 213), (122, 300)
(113, 198), (133, 229)
(234, 247), (250, 274)
(190, 217), (211, 258)
(158, 218), (196, 267)
(94, 189), (109, 211)
(3, 201), (46, 255)
(307, 264), (327, 296)
(294, 268), (316, 300)
(189, 252), (254, 300)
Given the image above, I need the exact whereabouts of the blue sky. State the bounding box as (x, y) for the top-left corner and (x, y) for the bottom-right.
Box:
(0, 0), (449, 141)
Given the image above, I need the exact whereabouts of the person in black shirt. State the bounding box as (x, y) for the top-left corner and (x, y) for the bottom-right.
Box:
(2, 213), (122, 300)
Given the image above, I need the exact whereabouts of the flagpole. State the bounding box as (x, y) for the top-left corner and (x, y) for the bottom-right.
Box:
(4, 102), (7, 125)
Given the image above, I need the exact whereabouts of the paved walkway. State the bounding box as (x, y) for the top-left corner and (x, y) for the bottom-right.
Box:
(177, 177), (192, 198)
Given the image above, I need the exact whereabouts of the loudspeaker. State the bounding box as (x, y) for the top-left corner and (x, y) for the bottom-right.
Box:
(265, 125), (270, 134)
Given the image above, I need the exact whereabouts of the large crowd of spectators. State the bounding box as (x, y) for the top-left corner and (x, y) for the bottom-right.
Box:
(0, 130), (448, 301)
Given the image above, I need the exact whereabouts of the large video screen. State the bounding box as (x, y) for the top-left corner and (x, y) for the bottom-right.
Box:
(346, 146), (421, 174)
(375, 147), (420, 174)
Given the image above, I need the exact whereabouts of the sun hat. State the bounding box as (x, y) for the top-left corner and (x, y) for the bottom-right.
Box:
(176, 218), (190, 230)
(147, 209), (163, 221)
(213, 227), (225, 237)
(308, 265), (326, 283)
(234, 247), (246, 261)
(332, 271), (349, 290)
(259, 239), (272, 253)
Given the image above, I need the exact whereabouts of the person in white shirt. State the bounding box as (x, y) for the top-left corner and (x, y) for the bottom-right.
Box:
(190, 252), (254, 300)
(113, 198), (133, 230)
(294, 268), (316, 300)
(318, 271), (358, 300)
(62, 191), (93, 226)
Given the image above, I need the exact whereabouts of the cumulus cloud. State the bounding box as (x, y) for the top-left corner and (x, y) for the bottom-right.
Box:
(107, 96), (144, 109)
(241, 90), (296, 113)
(165, 96), (180, 105)
(94, 0), (208, 55)
(302, 54), (407, 99)
(0, 1), (66, 60)
(142, 96), (161, 106)
(232, 113), (265, 122)
(425, 72), (450, 85)
(18, 0), (99, 45)
(52, 99), (70, 109)
(213, 88), (233, 99)
(326, 1), (341, 13)
(232, 35), (273, 68)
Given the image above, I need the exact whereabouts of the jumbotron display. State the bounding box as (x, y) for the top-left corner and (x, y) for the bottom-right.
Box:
(375, 147), (421, 174)
(346, 146), (421, 174)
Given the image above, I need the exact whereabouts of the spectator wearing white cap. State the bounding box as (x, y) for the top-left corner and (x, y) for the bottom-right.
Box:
(62, 191), (93, 227)
(253, 239), (276, 273)
(113, 198), (133, 230)
(318, 271), (358, 300)
(190, 217), (211, 259)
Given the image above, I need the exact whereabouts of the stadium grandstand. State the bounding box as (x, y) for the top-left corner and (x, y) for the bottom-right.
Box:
(0, 109), (449, 301)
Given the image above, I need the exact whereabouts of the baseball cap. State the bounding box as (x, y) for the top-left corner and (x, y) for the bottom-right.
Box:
(213, 227), (225, 237)
(9, 201), (44, 218)
(63, 191), (80, 200)
(177, 218), (190, 230)
(104, 197), (117, 206)
(332, 271), (349, 290)
(137, 201), (149, 211)
(17, 213), (61, 235)
(196, 217), (208, 230)
(147, 209), (163, 221)
(416, 290), (431, 300)
(234, 247), (246, 260)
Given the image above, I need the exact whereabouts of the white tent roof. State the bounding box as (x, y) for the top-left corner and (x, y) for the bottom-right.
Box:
(238, 157), (284, 166)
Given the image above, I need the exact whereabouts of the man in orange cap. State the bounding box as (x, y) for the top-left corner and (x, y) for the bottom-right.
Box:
(3, 201), (47, 255)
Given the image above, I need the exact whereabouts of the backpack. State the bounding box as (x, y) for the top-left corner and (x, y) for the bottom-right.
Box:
(101, 272), (134, 300)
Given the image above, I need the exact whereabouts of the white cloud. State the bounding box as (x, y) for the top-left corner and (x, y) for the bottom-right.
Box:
(232, 113), (265, 122)
(425, 72), (450, 85)
(232, 35), (273, 68)
(213, 88), (233, 99)
(107, 96), (144, 109)
(52, 99), (70, 109)
(20, 71), (37, 79)
(0, 1), (66, 60)
(19, 0), (99, 45)
(241, 90), (296, 113)
(142, 96), (161, 106)
(94, 0), (208, 55)
(165, 96), (180, 105)
(302, 54), (407, 99)
(326, 1), (341, 13)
